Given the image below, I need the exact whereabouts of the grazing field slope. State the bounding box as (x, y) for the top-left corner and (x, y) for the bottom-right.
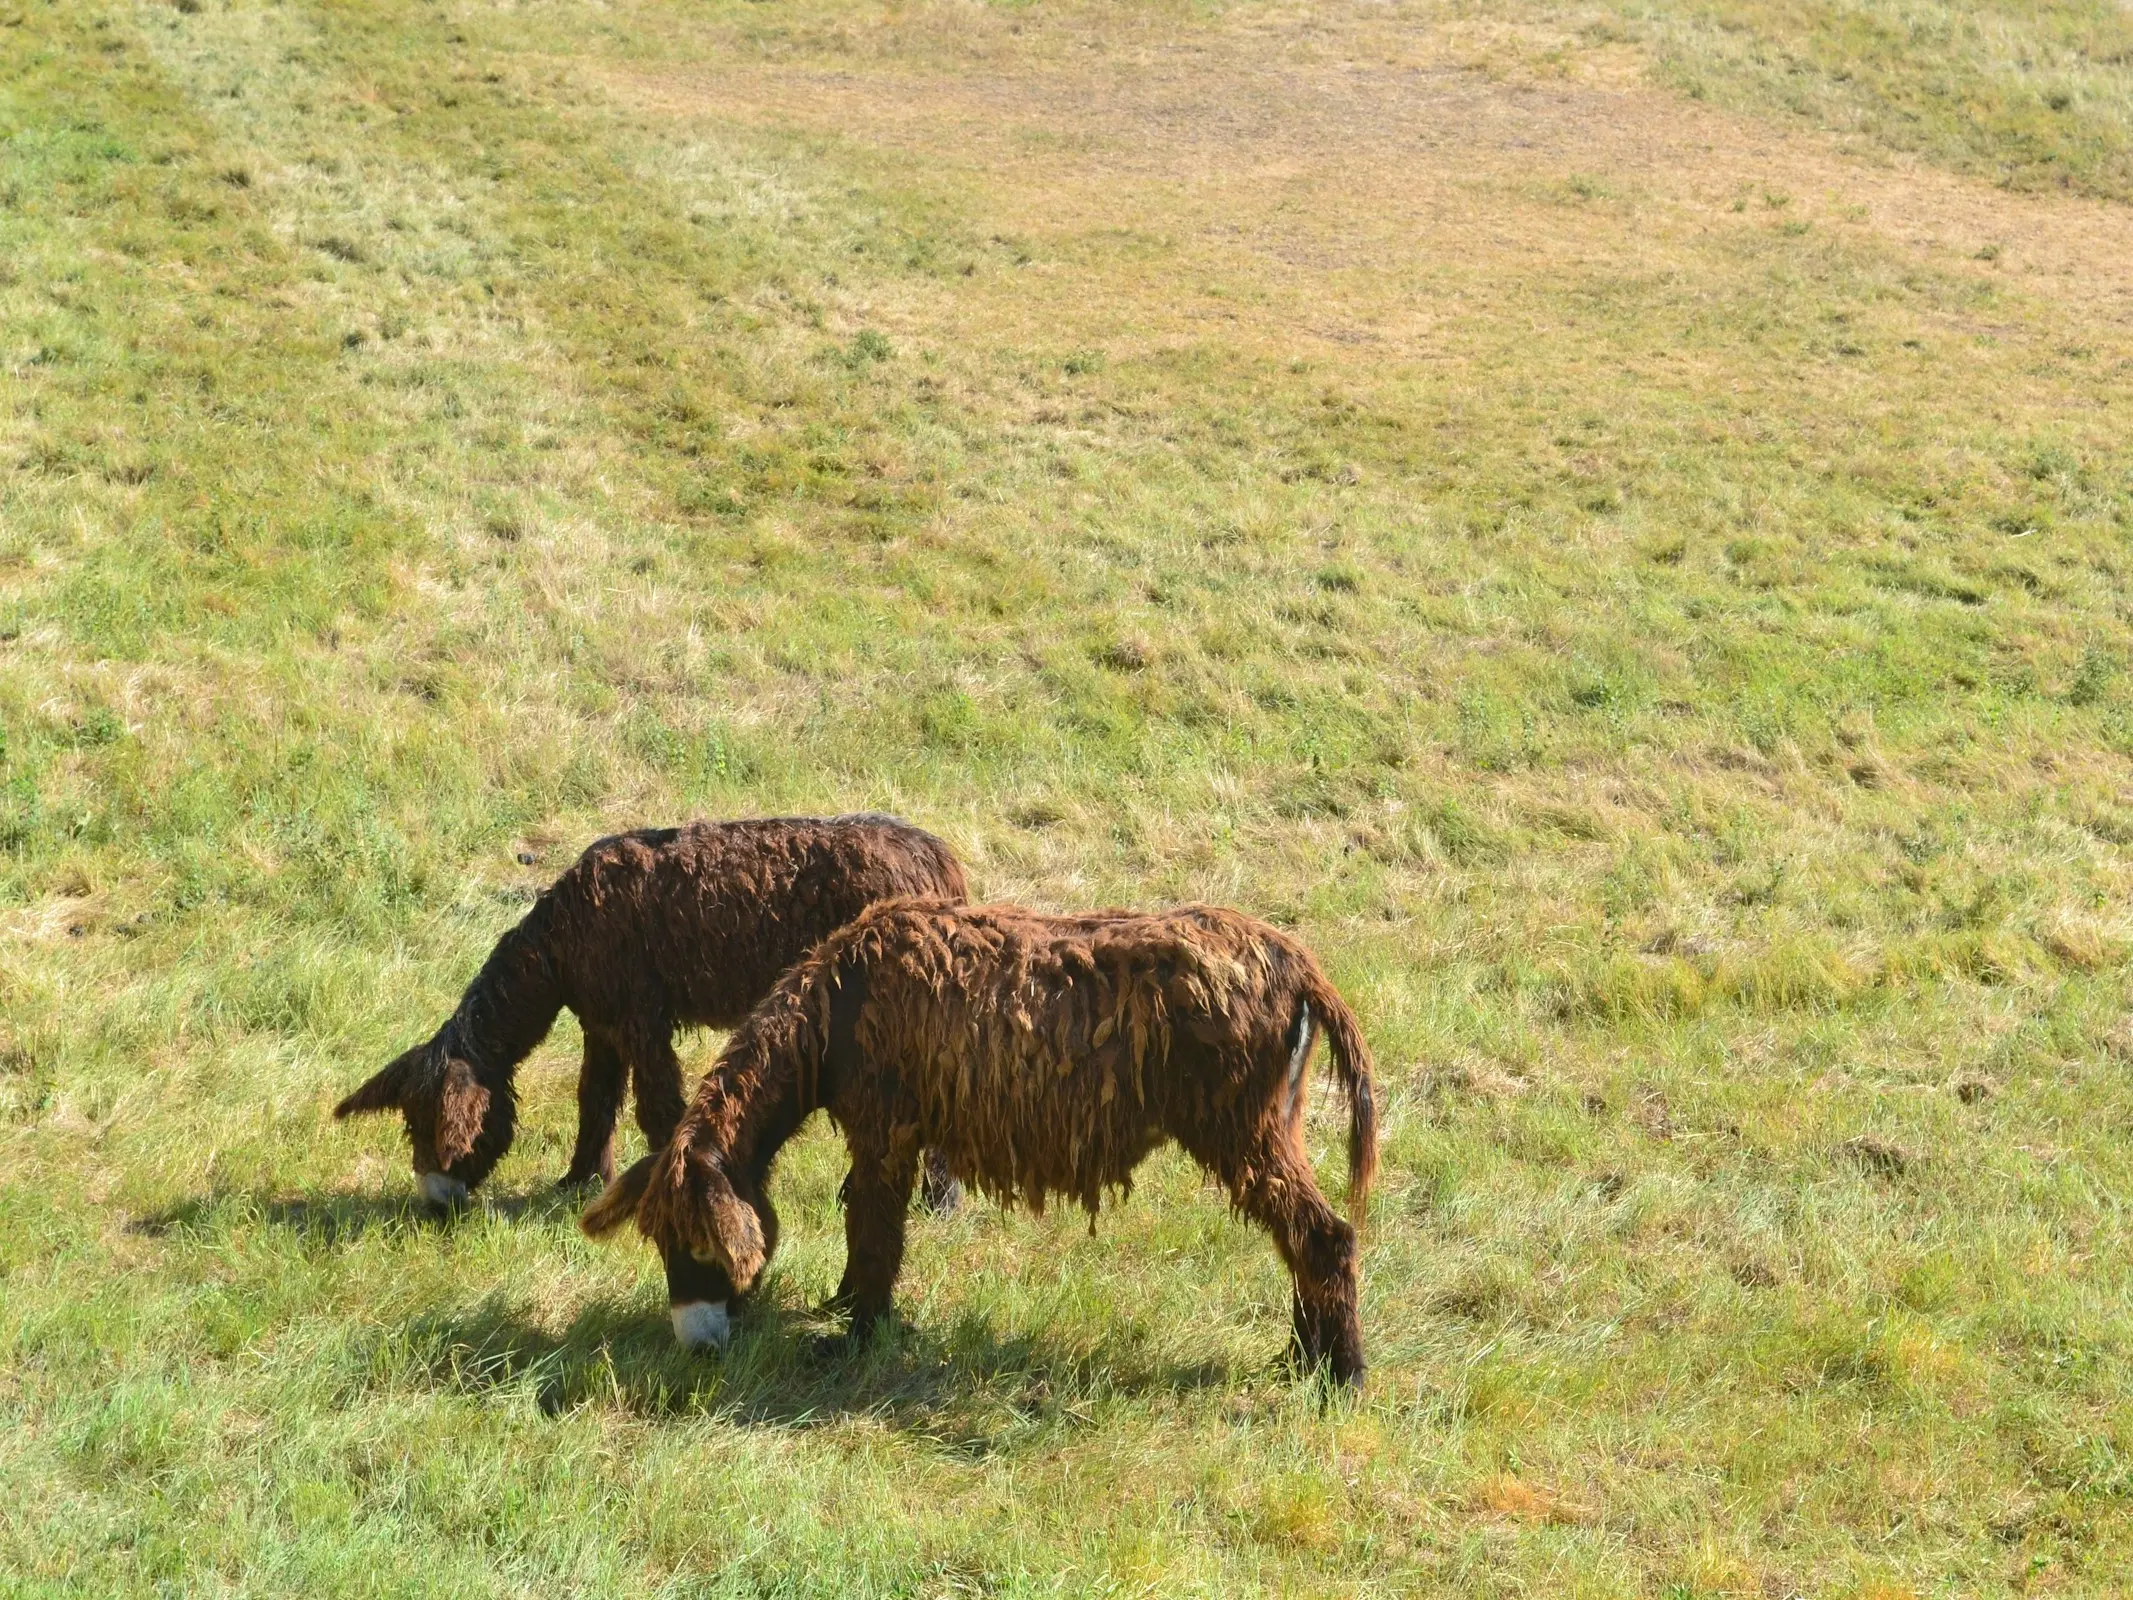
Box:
(5, 0), (2133, 1593)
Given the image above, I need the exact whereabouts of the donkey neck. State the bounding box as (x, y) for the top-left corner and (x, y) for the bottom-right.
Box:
(445, 913), (564, 1084)
(715, 1009), (829, 1183)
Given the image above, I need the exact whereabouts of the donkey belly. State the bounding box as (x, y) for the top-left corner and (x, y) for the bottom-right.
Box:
(912, 1034), (1170, 1214)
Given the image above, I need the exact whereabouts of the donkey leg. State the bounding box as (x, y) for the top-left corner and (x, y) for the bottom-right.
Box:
(838, 1141), (919, 1344)
(1221, 1132), (1365, 1388)
(821, 1167), (858, 1314)
(917, 1148), (963, 1216)
(560, 1030), (627, 1189)
(624, 1020), (688, 1157)
(823, 1157), (926, 1309)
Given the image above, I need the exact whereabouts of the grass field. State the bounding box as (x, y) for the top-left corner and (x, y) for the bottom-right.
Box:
(6, 0), (2133, 1592)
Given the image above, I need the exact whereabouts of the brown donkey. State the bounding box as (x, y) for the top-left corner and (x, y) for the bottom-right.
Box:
(333, 815), (967, 1215)
(584, 900), (1377, 1384)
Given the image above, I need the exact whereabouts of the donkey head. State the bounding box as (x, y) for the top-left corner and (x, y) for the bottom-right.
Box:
(583, 1145), (772, 1294)
(333, 1041), (499, 1204)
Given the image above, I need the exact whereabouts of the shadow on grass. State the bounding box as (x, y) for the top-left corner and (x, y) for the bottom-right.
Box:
(386, 1288), (1238, 1444)
(131, 1183), (1253, 1441)
(129, 1182), (595, 1243)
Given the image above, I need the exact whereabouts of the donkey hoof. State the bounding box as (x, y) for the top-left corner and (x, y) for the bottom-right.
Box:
(918, 1175), (964, 1217)
(802, 1331), (852, 1364)
(1304, 1355), (1365, 1395)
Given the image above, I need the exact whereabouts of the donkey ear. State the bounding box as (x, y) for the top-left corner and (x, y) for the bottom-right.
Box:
(432, 1058), (492, 1167)
(706, 1184), (768, 1292)
(333, 1049), (420, 1120)
(581, 1156), (656, 1238)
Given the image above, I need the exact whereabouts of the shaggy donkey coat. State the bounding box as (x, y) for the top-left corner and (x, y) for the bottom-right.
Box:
(584, 900), (1379, 1385)
(333, 816), (968, 1217)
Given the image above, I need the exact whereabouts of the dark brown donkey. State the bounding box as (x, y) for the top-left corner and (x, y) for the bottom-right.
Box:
(334, 815), (967, 1332)
(585, 900), (1377, 1383)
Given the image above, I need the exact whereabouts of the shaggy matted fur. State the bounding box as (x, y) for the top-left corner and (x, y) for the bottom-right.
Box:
(584, 900), (1378, 1385)
(333, 816), (967, 1202)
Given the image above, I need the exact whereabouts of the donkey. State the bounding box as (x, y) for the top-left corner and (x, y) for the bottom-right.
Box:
(584, 900), (1376, 1384)
(332, 814), (968, 1219)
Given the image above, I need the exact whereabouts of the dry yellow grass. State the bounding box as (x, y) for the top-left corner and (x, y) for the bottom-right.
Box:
(605, 5), (2133, 347)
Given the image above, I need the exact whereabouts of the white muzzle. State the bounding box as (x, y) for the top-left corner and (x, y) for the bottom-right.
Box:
(670, 1300), (732, 1352)
(419, 1171), (469, 1208)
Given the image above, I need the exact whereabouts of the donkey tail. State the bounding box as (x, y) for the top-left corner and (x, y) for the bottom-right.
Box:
(1301, 967), (1378, 1225)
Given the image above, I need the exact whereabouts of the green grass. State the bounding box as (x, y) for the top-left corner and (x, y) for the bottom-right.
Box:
(1627, 0), (2133, 199)
(5, 0), (2133, 1592)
